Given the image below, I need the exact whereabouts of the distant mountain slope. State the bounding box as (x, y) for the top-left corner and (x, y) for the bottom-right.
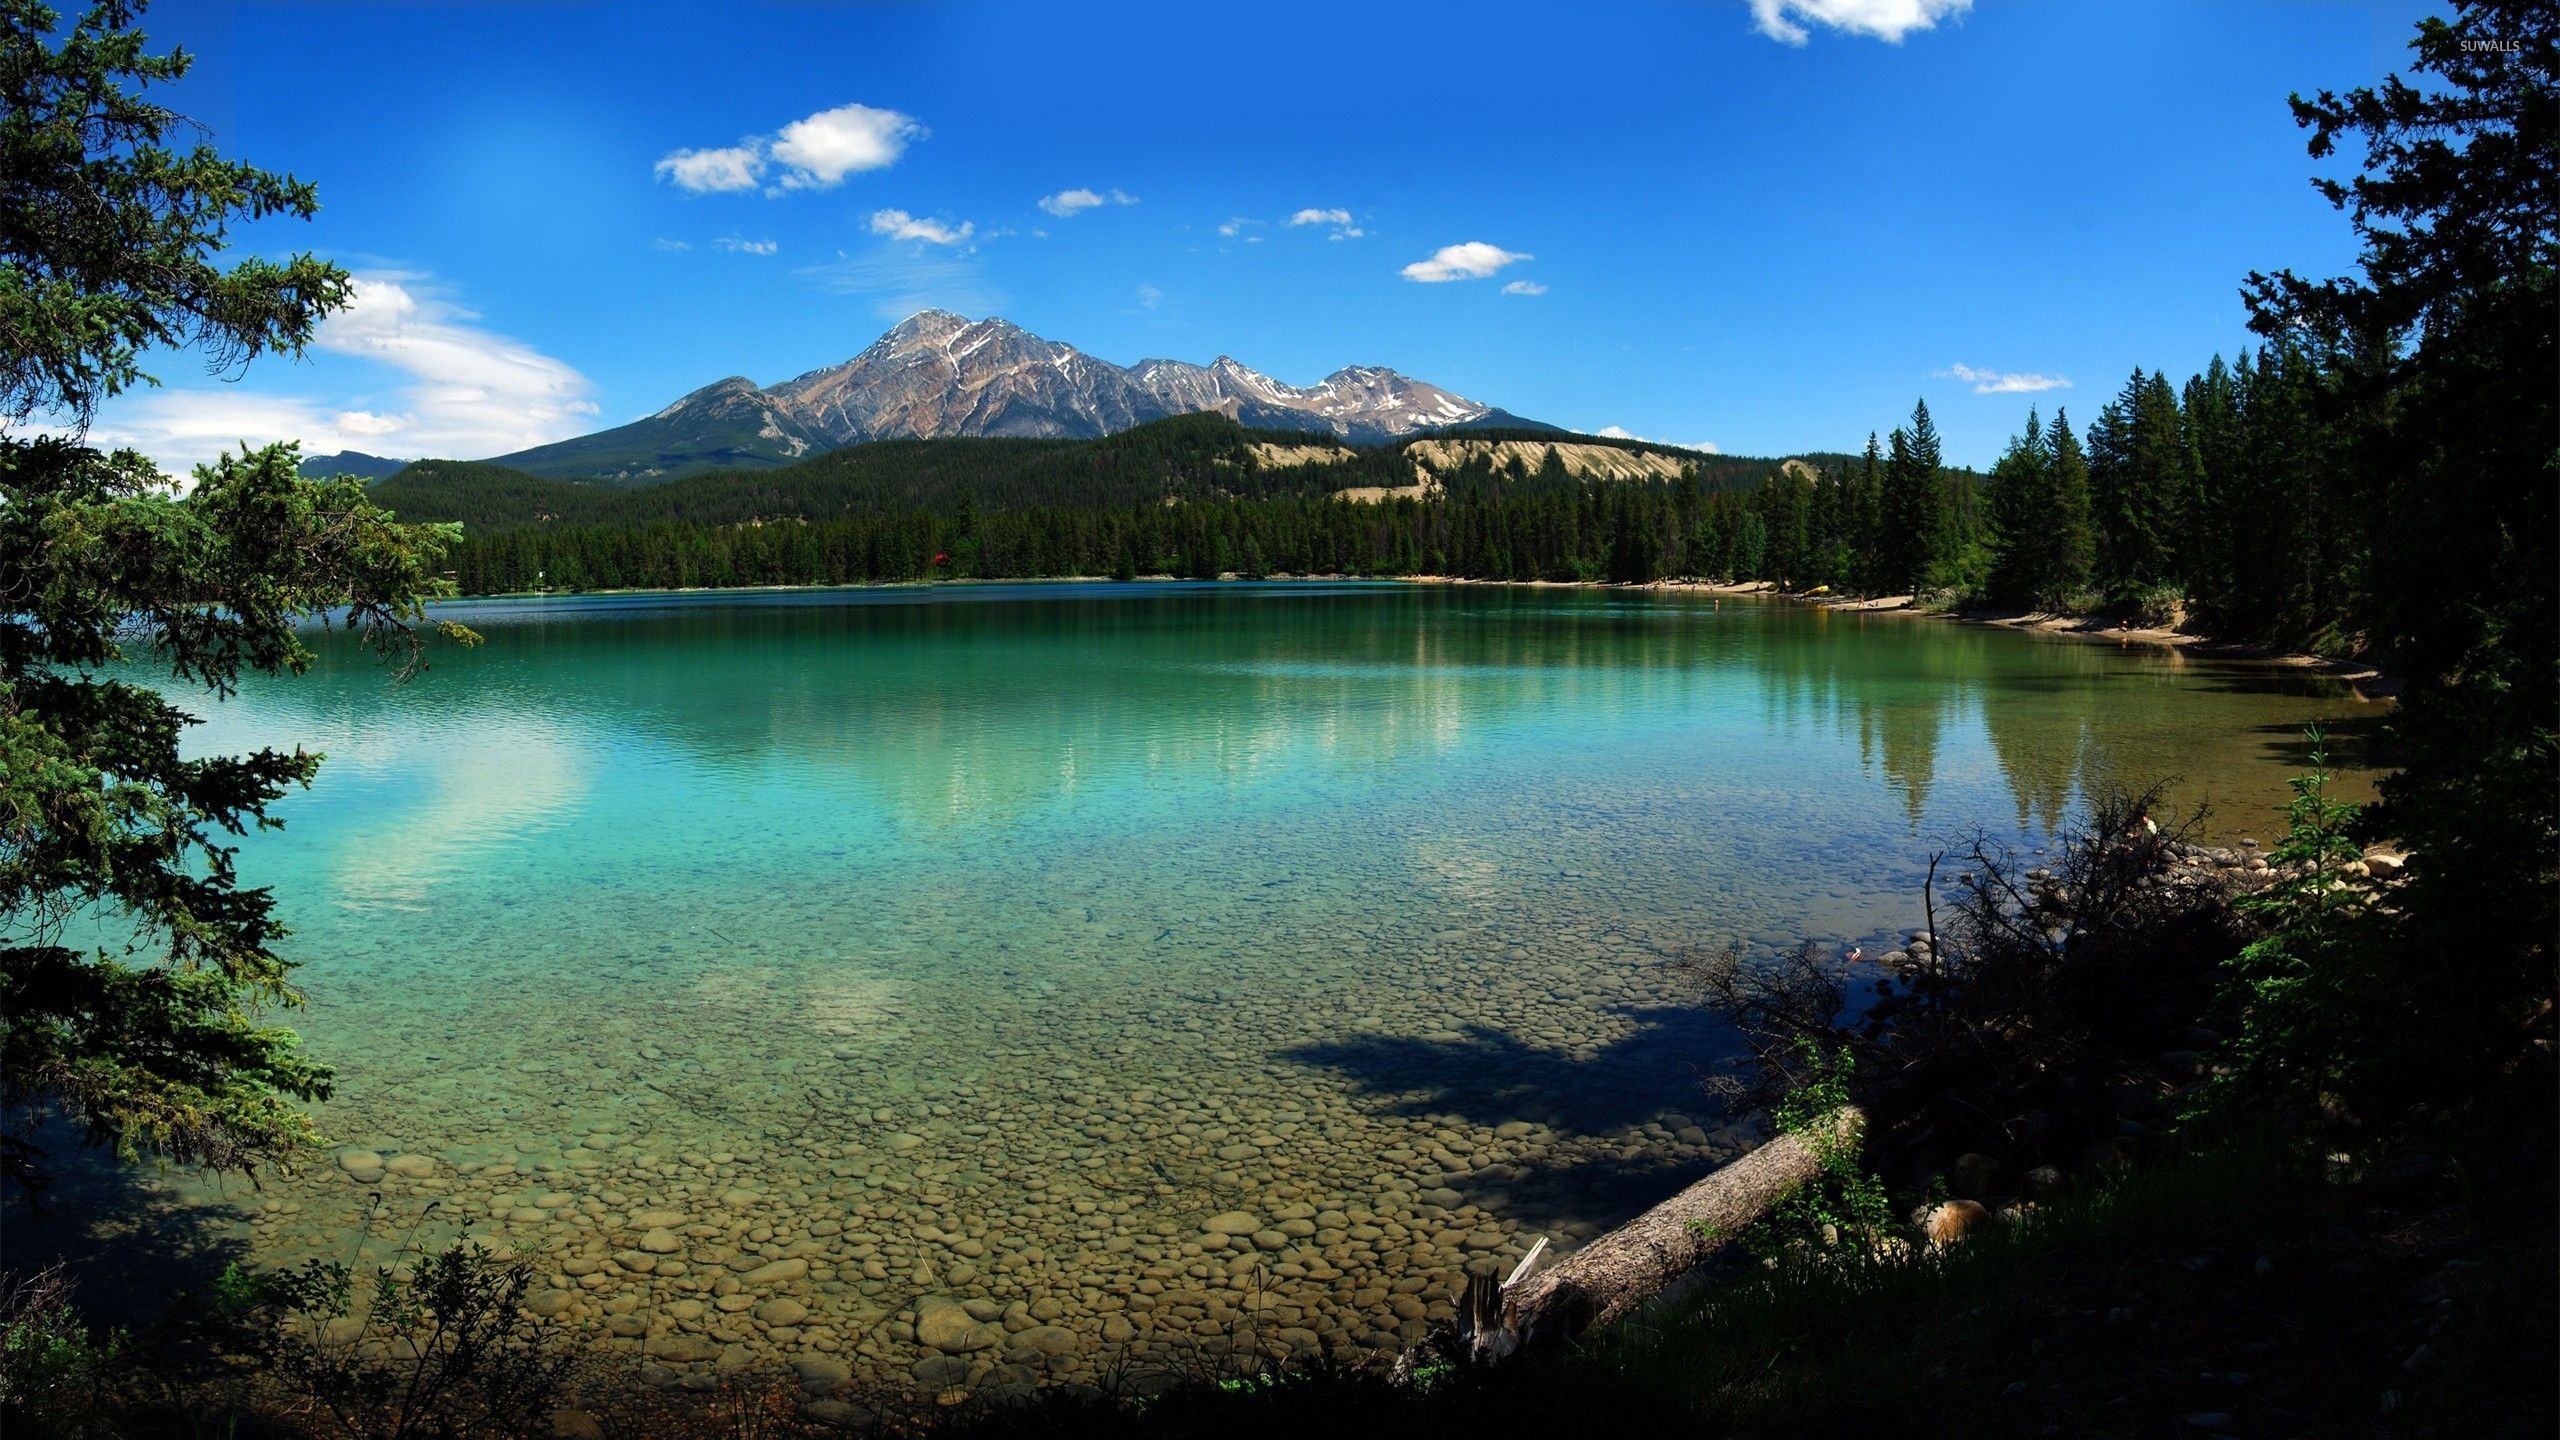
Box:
(484, 311), (1557, 482)
(481, 377), (826, 487)
(297, 450), (409, 482)
(373, 460), (619, 525)
(374, 413), (1765, 534)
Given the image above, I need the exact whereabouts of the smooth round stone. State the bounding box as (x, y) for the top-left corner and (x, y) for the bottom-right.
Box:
(643, 1334), (719, 1364)
(639, 1228), (683, 1254)
(336, 1149), (384, 1175)
(793, 1357), (852, 1394)
(1202, 1211), (1261, 1237)
(1015, 1325), (1079, 1356)
(755, 1298), (810, 1326)
(913, 1296), (1000, 1354)
(384, 1154), (437, 1179)
(523, 1289), (577, 1318)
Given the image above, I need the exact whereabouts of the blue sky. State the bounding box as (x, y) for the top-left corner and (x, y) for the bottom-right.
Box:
(83, 0), (2437, 471)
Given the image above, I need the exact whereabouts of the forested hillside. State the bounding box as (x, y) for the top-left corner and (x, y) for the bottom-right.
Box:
(376, 334), (2425, 667)
(370, 416), (1848, 593)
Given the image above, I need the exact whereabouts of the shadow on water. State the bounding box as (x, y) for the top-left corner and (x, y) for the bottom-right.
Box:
(1280, 1006), (1738, 1137)
(1, 1121), (254, 1329)
(2247, 712), (2393, 774)
(1279, 1005), (1758, 1232)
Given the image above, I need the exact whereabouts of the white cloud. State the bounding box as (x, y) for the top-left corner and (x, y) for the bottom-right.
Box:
(868, 209), (975, 246)
(1287, 207), (1363, 241)
(1598, 424), (1720, 453)
(1748, 0), (1970, 45)
(653, 102), (923, 196)
(1938, 362), (2071, 394)
(332, 409), (410, 437)
(1038, 187), (1137, 218)
(1401, 241), (1533, 283)
(714, 235), (778, 255)
(769, 104), (924, 190)
(85, 273), (597, 470)
(1501, 279), (1547, 296)
(653, 145), (763, 194)
(1134, 283), (1163, 311)
(1217, 217), (1261, 239)
(652, 237), (692, 251)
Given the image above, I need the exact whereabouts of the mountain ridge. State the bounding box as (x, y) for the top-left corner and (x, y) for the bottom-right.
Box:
(484, 311), (1559, 482)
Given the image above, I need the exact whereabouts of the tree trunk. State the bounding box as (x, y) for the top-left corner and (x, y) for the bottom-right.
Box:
(1456, 1107), (1864, 1360)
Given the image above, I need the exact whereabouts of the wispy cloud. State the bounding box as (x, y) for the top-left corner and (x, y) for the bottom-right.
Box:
(1286, 206), (1364, 240)
(1597, 424), (1720, 453)
(1501, 279), (1547, 296)
(1938, 361), (2071, 394)
(1401, 241), (1532, 283)
(868, 209), (975, 246)
(1217, 217), (1265, 241)
(1038, 187), (1137, 218)
(1747, 0), (1970, 46)
(714, 235), (778, 255)
(1134, 283), (1163, 311)
(652, 237), (692, 251)
(654, 102), (924, 196)
(797, 246), (1002, 321)
(85, 273), (597, 469)
(653, 145), (762, 194)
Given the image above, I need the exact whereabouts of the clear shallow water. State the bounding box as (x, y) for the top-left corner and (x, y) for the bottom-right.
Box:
(20, 582), (2384, 1393)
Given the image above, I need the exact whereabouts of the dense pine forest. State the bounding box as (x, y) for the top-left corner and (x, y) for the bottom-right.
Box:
(366, 337), (2390, 656)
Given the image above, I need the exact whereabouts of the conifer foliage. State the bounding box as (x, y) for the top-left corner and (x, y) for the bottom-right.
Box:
(1, 1), (467, 1193)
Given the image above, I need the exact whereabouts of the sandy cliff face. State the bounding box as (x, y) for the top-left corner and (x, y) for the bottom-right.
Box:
(1402, 438), (1701, 485)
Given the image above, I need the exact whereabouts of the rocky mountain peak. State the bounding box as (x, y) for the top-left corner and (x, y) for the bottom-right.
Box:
(487, 313), (1543, 478)
(651, 375), (764, 420)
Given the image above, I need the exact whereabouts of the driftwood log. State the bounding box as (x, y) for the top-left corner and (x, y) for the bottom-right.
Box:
(1448, 1106), (1866, 1361)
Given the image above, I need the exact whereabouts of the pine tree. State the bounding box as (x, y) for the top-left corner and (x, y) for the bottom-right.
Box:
(1982, 407), (2052, 608)
(1877, 401), (1945, 594)
(1847, 432), (1885, 591)
(2087, 370), (2188, 596)
(2045, 408), (2095, 604)
(2, 0), (467, 1192)
(2180, 355), (2246, 624)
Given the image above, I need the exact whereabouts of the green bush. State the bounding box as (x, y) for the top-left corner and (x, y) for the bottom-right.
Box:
(1, 1267), (123, 1440)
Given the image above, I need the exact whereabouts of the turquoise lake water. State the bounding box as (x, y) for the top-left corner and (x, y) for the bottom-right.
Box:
(23, 581), (2386, 1393)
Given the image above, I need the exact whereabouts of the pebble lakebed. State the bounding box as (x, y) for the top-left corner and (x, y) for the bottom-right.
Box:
(178, 909), (1780, 1411)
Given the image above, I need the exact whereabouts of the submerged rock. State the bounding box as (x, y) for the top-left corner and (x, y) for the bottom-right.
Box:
(914, 1295), (1002, 1354)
